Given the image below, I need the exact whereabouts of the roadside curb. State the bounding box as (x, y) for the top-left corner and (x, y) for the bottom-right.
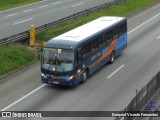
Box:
(0, 60), (39, 82)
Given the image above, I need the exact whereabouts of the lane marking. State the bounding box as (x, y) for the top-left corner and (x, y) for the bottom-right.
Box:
(0, 0), (49, 13)
(52, 1), (62, 4)
(107, 64), (125, 79)
(128, 13), (160, 34)
(12, 18), (34, 25)
(156, 35), (160, 39)
(0, 84), (46, 111)
(23, 9), (34, 13)
(6, 13), (17, 17)
(72, 3), (84, 7)
(39, 5), (49, 8)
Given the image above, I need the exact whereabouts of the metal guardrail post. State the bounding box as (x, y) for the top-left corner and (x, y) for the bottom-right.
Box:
(29, 25), (36, 47)
(135, 89), (139, 111)
(42, 41), (46, 47)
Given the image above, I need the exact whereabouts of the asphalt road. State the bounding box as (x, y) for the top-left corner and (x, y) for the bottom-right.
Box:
(0, 2), (160, 120)
(0, 0), (113, 39)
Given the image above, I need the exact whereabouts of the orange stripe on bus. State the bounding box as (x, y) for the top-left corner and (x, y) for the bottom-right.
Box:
(89, 38), (118, 68)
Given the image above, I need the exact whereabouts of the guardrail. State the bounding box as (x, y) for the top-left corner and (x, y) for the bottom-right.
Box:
(0, 0), (125, 45)
(115, 71), (160, 120)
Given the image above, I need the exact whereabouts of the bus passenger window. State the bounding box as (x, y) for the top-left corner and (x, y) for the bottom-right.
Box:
(99, 34), (106, 47)
(91, 38), (98, 51)
(82, 43), (90, 59)
(106, 31), (112, 45)
(113, 27), (119, 39)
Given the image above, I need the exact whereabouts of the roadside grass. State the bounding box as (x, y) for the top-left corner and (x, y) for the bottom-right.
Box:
(37, 0), (155, 42)
(0, 0), (41, 11)
(0, 44), (36, 76)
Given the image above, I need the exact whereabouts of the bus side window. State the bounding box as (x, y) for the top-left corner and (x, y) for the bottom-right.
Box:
(113, 27), (119, 39)
(99, 34), (106, 47)
(119, 25), (123, 35)
(119, 22), (127, 35)
(82, 42), (90, 59)
(106, 31), (112, 45)
(90, 38), (98, 52)
(123, 22), (127, 33)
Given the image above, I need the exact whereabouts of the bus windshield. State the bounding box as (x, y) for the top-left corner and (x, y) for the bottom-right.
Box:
(42, 48), (74, 73)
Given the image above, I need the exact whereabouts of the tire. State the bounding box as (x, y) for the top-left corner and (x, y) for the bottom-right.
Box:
(109, 52), (115, 64)
(81, 70), (88, 83)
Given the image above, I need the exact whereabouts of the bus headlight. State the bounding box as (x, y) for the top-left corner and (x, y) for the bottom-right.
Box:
(42, 73), (47, 78)
(66, 75), (74, 81)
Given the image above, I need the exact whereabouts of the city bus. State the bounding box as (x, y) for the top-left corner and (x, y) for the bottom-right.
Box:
(39, 16), (127, 86)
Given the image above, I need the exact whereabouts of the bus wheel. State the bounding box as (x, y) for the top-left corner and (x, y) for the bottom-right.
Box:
(81, 70), (88, 83)
(109, 52), (115, 64)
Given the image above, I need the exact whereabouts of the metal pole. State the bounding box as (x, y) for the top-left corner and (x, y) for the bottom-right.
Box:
(42, 42), (46, 47)
(30, 25), (36, 47)
(135, 89), (139, 111)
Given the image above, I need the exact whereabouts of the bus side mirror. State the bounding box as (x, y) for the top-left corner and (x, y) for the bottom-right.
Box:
(38, 49), (42, 60)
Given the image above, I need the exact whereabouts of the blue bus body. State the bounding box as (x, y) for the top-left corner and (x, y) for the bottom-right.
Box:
(40, 16), (127, 86)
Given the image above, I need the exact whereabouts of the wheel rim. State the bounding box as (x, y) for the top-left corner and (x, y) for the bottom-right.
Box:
(83, 72), (87, 81)
(111, 53), (114, 62)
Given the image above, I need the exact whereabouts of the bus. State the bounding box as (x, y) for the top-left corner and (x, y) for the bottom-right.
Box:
(39, 16), (127, 86)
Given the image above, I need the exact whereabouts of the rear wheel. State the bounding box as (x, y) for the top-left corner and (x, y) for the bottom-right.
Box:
(109, 52), (115, 64)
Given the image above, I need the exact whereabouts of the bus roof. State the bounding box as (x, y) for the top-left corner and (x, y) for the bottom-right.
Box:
(46, 16), (126, 49)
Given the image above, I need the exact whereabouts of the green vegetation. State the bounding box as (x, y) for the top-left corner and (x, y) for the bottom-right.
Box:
(0, 44), (36, 76)
(37, 0), (155, 42)
(0, 0), (41, 11)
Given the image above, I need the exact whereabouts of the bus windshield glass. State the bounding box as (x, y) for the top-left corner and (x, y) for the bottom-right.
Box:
(42, 48), (74, 73)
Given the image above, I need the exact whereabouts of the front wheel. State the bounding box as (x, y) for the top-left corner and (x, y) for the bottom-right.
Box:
(109, 52), (115, 64)
(81, 70), (88, 83)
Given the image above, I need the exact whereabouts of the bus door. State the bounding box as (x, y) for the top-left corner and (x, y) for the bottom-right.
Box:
(74, 48), (83, 83)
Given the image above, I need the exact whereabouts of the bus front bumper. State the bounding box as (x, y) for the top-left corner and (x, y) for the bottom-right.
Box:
(41, 74), (75, 86)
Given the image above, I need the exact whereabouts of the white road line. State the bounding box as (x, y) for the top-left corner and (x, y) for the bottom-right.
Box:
(156, 35), (160, 39)
(0, 0), (49, 13)
(72, 3), (84, 7)
(23, 9), (34, 13)
(12, 18), (34, 25)
(52, 1), (62, 4)
(39, 5), (49, 8)
(107, 64), (125, 79)
(6, 13), (17, 17)
(128, 13), (160, 34)
(0, 84), (46, 111)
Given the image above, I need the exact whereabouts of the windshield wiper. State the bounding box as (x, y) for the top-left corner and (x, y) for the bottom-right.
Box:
(55, 54), (65, 72)
(60, 62), (65, 72)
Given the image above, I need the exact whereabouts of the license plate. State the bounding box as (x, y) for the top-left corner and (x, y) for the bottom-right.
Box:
(53, 81), (59, 84)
